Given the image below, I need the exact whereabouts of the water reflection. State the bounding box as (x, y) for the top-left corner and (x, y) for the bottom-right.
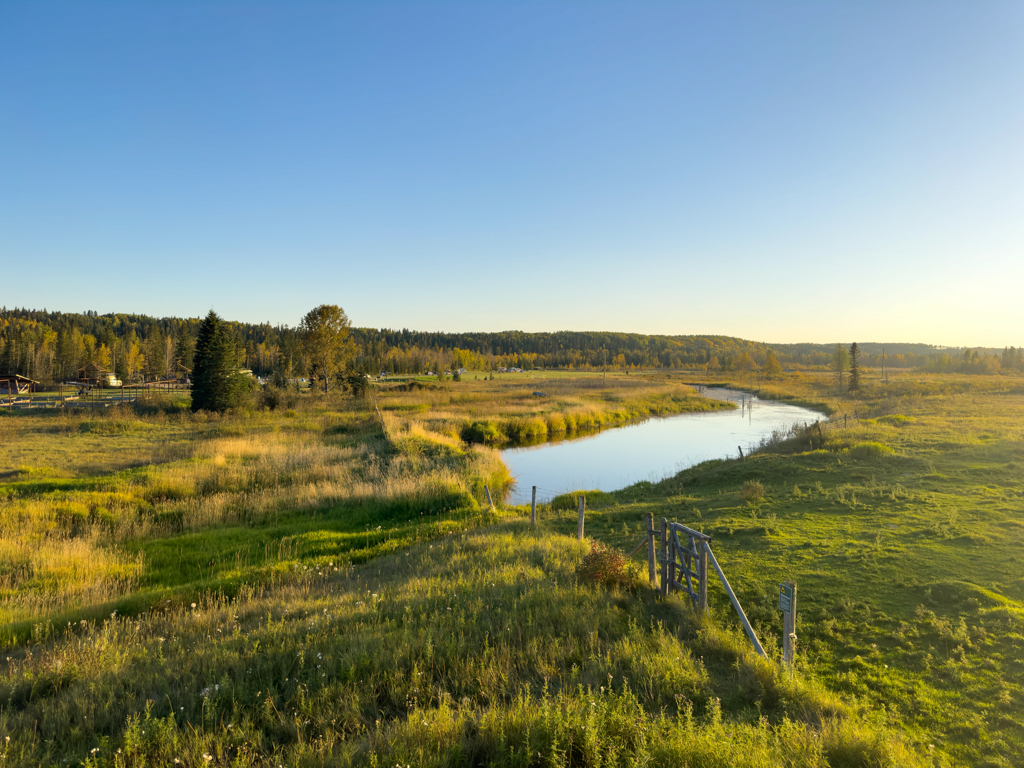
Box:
(500, 388), (822, 505)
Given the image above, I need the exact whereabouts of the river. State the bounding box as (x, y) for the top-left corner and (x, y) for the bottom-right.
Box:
(500, 388), (823, 504)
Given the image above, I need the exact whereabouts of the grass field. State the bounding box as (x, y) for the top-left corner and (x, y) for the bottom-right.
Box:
(546, 370), (1024, 766)
(0, 370), (1020, 765)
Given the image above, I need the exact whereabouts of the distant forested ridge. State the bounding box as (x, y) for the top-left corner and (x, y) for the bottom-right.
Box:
(1, 307), (1018, 384)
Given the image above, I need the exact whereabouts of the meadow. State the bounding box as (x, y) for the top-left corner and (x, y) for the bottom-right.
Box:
(552, 369), (1024, 766)
(0, 370), (1020, 765)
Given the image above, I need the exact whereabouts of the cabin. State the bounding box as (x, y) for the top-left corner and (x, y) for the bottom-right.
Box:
(75, 362), (121, 387)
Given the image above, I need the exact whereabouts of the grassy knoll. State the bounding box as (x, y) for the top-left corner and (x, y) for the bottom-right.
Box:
(542, 371), (1024, 766)
(0, 523), (925, 767)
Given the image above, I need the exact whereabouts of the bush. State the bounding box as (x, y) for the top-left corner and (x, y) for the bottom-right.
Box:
(256, 384), (296, 411)
(346, 374), (372, 399)
(576, 541), (641, 590)
(740, 480), (765, 504)
(461, 420), (504, 444)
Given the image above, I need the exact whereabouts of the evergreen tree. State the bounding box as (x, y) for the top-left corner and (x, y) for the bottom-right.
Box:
(175, 323), (195, 371)
(848, 342), (861, 391)
(191, 310), (249, 412)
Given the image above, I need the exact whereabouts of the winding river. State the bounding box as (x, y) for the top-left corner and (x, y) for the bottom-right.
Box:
(500, 388), (823, 505)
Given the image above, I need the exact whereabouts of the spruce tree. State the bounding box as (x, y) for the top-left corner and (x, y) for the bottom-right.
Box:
(191, 310), (248, 412)
(849, 342), (861, 392)
(174, 323), (194, 371)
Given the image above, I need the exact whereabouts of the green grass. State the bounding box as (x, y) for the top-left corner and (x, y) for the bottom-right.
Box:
(545, 374), (1024, 766)
(1, 370), (1019, 765)
(0, 523), (926, 767)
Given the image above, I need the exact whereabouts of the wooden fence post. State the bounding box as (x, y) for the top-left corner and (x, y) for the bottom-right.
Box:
(782, 581), (798, 666)
(659, 518), (668, 597)
(668, 530), (677, 596)
(485, 486), (495, 512)
(576, 495), (585, 540)
(646, 512), (657, 586)
(698, 539), (709, 613)
(531, 486), (537, 526)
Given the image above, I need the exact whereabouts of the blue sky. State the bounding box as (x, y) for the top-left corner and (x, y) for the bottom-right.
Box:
(2, 2), (1022, 346)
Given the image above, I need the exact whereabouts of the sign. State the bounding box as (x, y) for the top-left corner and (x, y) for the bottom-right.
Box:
(779, 583), (794, 613)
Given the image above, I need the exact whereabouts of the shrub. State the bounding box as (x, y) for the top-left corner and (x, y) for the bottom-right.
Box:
(256, 384), (296, 411)
(461, 420), (504, 444)
(576, 541), (641, 590)
(740, 480), (765, 504)
(345, 374), (372, 399)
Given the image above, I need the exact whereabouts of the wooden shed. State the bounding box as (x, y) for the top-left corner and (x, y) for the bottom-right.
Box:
(0, 374), (39, 396)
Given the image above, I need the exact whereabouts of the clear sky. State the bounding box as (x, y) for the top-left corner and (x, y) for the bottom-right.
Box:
(2, 2), (1022, 346)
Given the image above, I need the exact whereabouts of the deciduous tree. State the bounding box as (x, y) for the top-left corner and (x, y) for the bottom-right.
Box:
(299, 304), (356, 394)
(832, 344), (849, 393)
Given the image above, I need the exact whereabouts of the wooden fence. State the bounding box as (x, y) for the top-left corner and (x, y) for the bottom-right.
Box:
(635, 513), (767, 658)
(493, 487), (770, 660)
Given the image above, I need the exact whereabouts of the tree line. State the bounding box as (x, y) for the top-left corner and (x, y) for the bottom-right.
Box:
(1, 306), (1019, 387)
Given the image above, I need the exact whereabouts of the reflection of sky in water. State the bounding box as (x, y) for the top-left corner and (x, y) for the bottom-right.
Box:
(501, 389), (822, 505)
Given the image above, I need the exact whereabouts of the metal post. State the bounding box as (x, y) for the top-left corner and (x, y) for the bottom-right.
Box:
(531, 486), (537, 526)
(576, 495), (585, 540)
(485, 486), (495, 512)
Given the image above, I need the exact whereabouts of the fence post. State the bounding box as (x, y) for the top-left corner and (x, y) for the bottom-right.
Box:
(782, 581), (798, 666)
(668, 528), (677, 595)
(659, 518), (668, 597)
(531, 486), (537, 526)
(576, 495), (585, 540)
(698, 537), (709, 613)
(646, 512), (656, 586)
(485, 486), (495, 512)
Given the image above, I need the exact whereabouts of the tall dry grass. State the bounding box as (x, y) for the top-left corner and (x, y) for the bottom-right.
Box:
(0, 393), (513, 627)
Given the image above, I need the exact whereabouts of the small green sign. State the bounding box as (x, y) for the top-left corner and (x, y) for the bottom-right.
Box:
(779, 583), (794, 613)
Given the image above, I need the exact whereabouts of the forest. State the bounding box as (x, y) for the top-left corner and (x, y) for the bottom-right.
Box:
(1, 306), (1020, 385)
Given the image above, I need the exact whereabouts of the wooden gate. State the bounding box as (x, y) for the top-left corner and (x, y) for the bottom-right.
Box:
(663, 522), (709, 613)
